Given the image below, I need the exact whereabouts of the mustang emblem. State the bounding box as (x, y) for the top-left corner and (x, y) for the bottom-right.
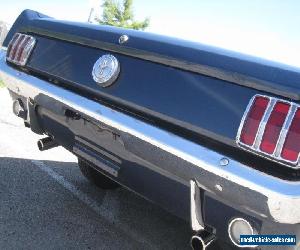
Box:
(92, 54), (120, 87)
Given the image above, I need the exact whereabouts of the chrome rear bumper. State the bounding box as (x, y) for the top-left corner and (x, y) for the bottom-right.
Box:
(1, 49), (300, 225)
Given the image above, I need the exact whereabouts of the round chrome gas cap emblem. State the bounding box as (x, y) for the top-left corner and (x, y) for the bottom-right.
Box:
(92, 54), (120, 87)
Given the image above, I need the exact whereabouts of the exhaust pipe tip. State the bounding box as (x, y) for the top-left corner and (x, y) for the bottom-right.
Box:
(191, 235), (206, 250)
(37, 137), (59, 151)
(12, 99), (27, 120)
(37, 140), (45, 151)
(191, 230), (215, 250)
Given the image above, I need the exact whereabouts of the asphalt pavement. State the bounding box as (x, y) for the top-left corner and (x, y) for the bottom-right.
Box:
(0, 88), (194, 250)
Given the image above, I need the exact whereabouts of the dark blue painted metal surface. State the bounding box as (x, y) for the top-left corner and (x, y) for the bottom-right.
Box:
(28, 35), (254, 145)
(3, 10), (300, 249)
(5, 10), (300, 100)
(5, 9), (300, 179)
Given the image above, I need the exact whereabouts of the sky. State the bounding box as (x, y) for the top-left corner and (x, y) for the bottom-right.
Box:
(1, 0), (300, 67)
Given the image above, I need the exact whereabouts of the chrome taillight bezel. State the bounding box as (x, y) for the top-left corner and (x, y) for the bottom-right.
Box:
(6, 33), (36, 66)
(236, 94), (300, 169)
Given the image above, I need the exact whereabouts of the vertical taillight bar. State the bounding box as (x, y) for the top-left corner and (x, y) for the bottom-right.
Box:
(19, 37), (36, 66)
(239, 96), (269, 146)
(281, 109), (300, 162)
(259, 102), (290, 154)
(6, 33), (20, 59)
(15, 36), (31, 62)
(7, 34), (23, 61)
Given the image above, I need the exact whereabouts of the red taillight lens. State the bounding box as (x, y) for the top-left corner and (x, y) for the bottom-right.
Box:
(15, 36), (31, 62)
(240, 96), (269, 146)
(260, 102), (290, 154)
(6, 33), (20, 59)
(281, 109), (300, 162)
(6, 33), (36, 66)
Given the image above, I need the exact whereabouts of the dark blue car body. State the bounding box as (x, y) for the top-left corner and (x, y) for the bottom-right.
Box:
(2, 9), (300, 249)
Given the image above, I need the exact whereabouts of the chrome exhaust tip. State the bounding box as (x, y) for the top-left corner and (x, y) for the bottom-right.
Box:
(191, 230), (215, 250)
(37, 137), (59, 151)
(228, 218), (258, 248)
(12, 99), (27, 119)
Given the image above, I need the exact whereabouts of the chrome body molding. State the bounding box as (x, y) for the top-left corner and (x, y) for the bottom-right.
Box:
(236, 94), (300, 169)
(252, 98), (276, 149)
(1, 49), (300, 224)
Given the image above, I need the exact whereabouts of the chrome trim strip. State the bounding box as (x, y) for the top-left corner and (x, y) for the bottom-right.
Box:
(274, 105), (297, 158)
(253, 98), (275, 149)
(1, 49), (300, 224)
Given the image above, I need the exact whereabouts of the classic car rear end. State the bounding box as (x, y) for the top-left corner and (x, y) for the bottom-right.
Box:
(1, 9), (300, 249)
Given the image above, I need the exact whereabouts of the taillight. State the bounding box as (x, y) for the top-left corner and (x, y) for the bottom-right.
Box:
(281, 108), (300, 162)
(260, 102), (290, 154)
(239, 96), (269, 146)
(6, 33), (36, 66)
(237, 95), (300, 168)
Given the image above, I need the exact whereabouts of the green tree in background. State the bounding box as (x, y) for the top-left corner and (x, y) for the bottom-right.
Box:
(96, 0), (150, 30)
